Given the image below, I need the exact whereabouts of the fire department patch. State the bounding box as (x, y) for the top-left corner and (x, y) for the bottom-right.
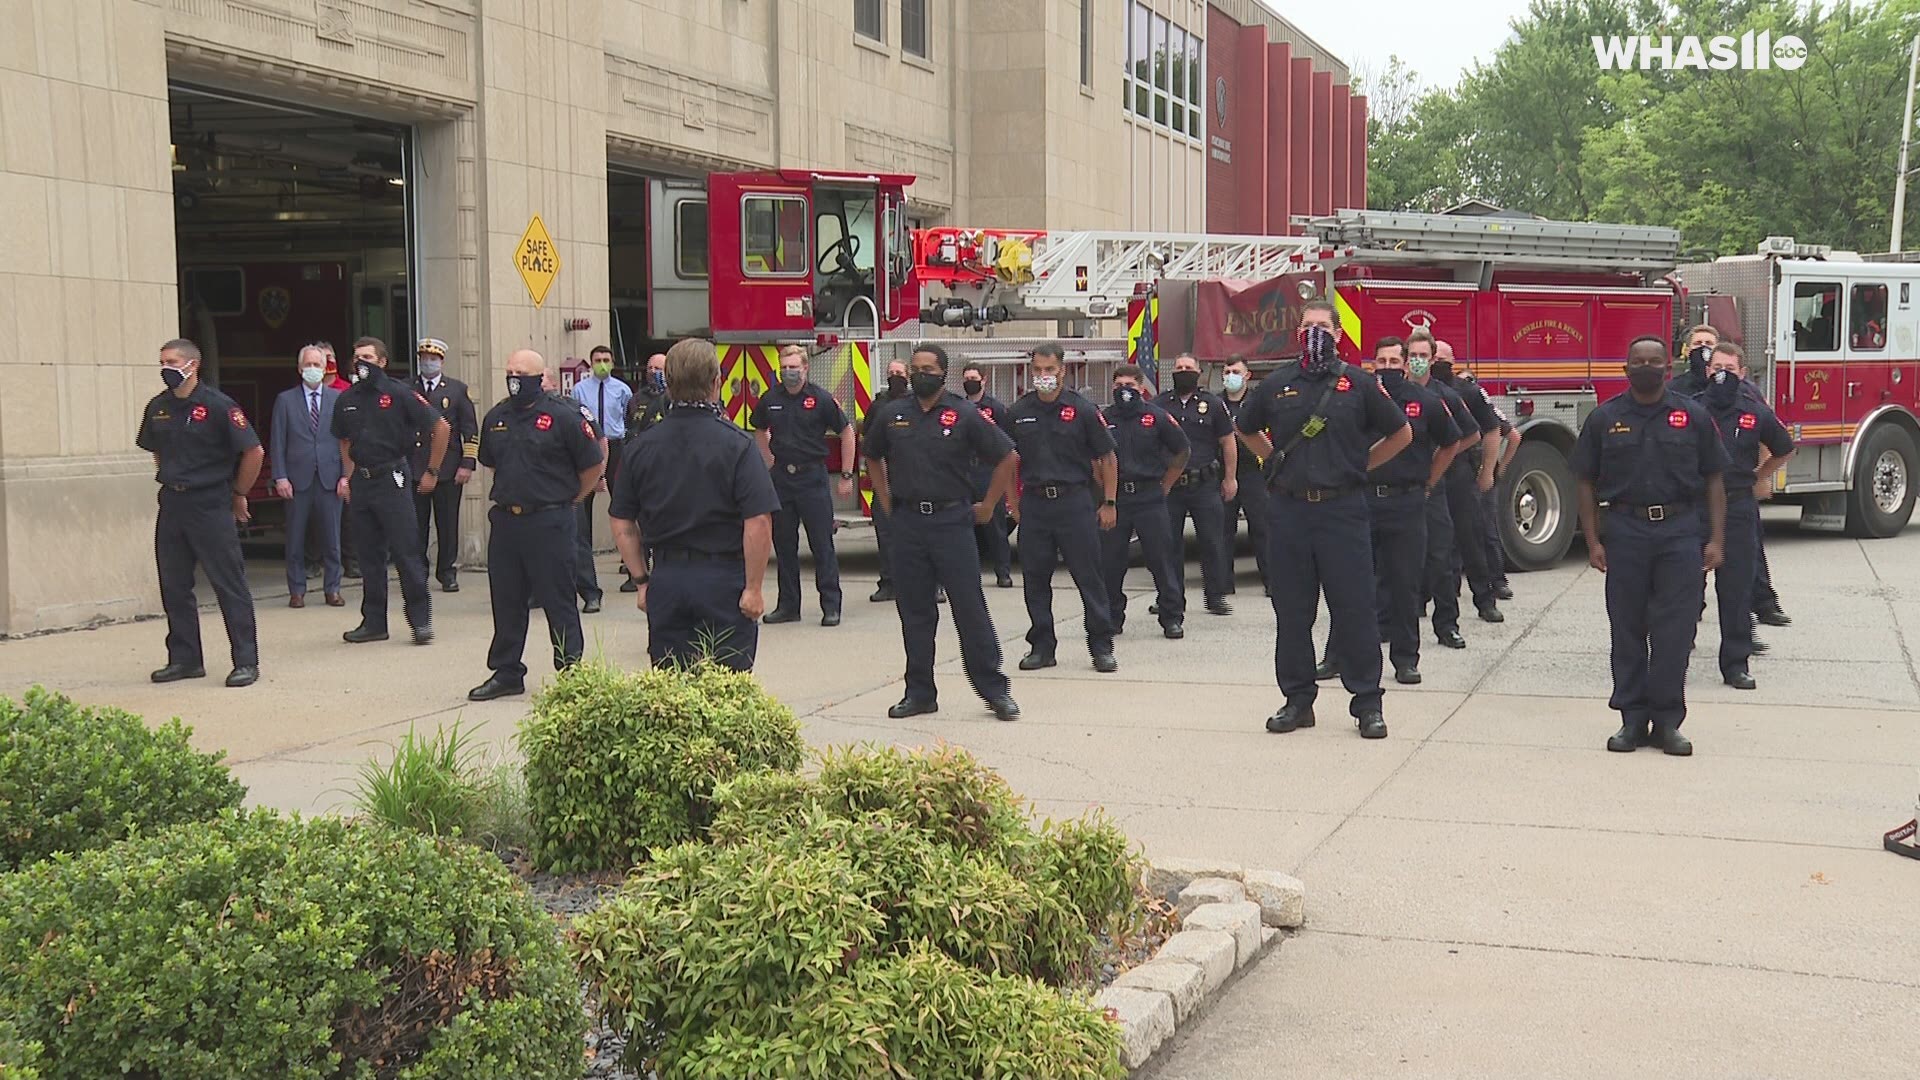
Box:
(189, 405), (207, 423)
(378, 394), (393, 410)
(1667, 410), (1689, 429)
(1060, 406), (1077, 423)
(939, 409), (958, 427)
(415, 392), (430, 407)
(1141, 412), (1156, 427)
(1336, 376), (1352, 392)
(582, 420), (595, 437)
(980, 408), (994, 423)
(803, 396), (817, 410)
(535, 414), (553, 431)
(1738, 412), (1758, 430)
(1405, 401), (1422, 419)
(229, 407), (248, 429)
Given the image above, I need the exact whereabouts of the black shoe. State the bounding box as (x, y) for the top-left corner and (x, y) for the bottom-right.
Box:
(1019, 652), (1057, 671)
(763, 607), (800, 624)
(1751, 637), (1770, 655)
(1163, 622), (1184, 640)
(1437, 629), (1467, 649)
(888, 697), (937, 718)
(412, 625), (434, 646)
(582, 598), (602, 614)
(441, 579), (460, 593)
(150, 663), (205, 683)
(1607, 721), (1646, 752)
(1724, 670), (1757, 690)
(1314, 658), (1339, 681)
(620, 577), (640, 593)
(1494, 582), (1515, 601)
(996, 571), (1013, 588)
(468, 676), (525, 702)
(1263, 584), (1271, 598)
(1206, 598), (1233, 616)
(1756, 606), (1792, 627)
(1477, 604), (1505, 624)
(224, 666), (258, 688)
(1652, 722), (1693, 756)
(1112, 621), (1125, 636)
(1394, 665), (1422, 685)
(1092, 653), (1118, 674)
(821, 609), (842, 627)
(1148, 602), (1160, 616)
(870, 583), (895, 603)
(1265, 702), (1315, 733)
(342, 625), (388, 644)
(988, 695), (1021, 721)
(1357, 711), (1388, 739)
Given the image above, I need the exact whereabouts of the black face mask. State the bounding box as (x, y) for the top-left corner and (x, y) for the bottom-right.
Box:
(1111, 386), (1142, 410)
(1704, 368), (1739, 410)
(962, 378), (983, 396)
(1377, 368), (1408, 394)
(506, 373), (544, 407)
(910, 371), (946, 399)
(887, 374), (909, 397)
(355, 360), (380, 384)
(1299, 326), (1338, 378)
(1172, 370), (1201, 394)
(1626, 364), (1667, 394)
(1429, 359), (1455, 384)
(1687, 345), (1712, 379)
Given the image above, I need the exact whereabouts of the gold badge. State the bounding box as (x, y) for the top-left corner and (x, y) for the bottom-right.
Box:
(441, 397), (450, 409)
(1198, 401), (1208, 414)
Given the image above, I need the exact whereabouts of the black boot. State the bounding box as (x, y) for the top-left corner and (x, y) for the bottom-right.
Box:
(1652, 719), (1693, 756)
(1606, 718), (1646, 752)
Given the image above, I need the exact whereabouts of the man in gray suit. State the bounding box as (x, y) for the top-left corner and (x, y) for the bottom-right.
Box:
(272, 345), (346, 607)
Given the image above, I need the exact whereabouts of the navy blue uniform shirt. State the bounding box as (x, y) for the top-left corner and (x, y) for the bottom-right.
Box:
(750, 382), (848, 466)
(1233, 363), (1409, 491)
(1370, 376), (1462, 488)
(1163, 389), (1235, 471)
(1222, 393), (1264, 476)
(331, 369), (441, 468)
(1005, 389), (1116, 487)
(864, 392), (1014, 503)
(137, 383), (260, 489)
(1696, 395), (1794, 489)
(1104, 397), (1191, 482)
(1571, 390), (1731, 506)
(610, 404), (780, 551)
(478, 394), (604, 507)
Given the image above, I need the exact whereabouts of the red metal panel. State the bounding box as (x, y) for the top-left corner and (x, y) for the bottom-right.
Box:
(707, 171), (814, 342)
(1348, 94), (1369, 210)
(1204, 8), (1242, 232)
(1235, 24), (1271, 234)
(1346, 284), (1474, 357)
(1331, 83), (1351, 213)
(1289, 58), (1313, 228)
(1311, 71), (1333, 216)
(1265, 41), (1292, 236)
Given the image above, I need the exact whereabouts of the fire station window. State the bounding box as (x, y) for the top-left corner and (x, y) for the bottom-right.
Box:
(742, 195), (809, 278)
(674, 200), (708, 279)
(1792, 281), (1839, 352)
(902, 0), (927, 59)
(1850, 283), (1888, 351)
(854, 0), (882, 42)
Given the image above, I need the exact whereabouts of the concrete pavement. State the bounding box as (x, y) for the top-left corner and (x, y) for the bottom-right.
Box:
(3, 507), (1916, 1077)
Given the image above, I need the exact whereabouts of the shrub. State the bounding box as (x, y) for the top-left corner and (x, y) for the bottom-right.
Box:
(0, 809), (585, 1080)
(0, 687), (245, 871)
(518, 661), (805, 872)
(349, 722), (533, 853)
(813, 742), (1032, 856)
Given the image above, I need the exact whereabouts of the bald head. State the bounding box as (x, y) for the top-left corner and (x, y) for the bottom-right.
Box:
(507, 349), (546, 378)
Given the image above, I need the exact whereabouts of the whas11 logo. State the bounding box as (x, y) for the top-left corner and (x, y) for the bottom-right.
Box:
(1592, 30), (1807, 71)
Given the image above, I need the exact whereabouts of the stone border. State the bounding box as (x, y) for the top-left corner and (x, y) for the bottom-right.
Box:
(1096, 859), (1306, 1072)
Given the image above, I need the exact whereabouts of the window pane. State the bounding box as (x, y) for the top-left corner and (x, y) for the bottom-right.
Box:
(1131, 3), (1150, 83)
(675, 200), (708, 278)
(1850, 283), (1888, 351)
(1152, 14), (1168, 91)
(743, 195), (809, 277)
(903, 0), (927, 57)
(1189, 33), (1202, 105)
(1135, 79), (1150, 118)
(854, 0), (882, 41)
(1080, 0), (1092, 87)
(1170, 27), (1186, 103)
(1154, 91), (1167, 126)
(1792, 282), (1840, 352)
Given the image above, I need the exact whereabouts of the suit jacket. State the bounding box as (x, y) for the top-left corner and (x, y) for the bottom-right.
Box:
(270, 383), (344, 492)
(412, 375), (480, 477)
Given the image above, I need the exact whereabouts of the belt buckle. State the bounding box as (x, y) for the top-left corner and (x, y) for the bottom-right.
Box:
(1647, 505), (1666, 522)
(1306, 489), (1324, 503)
(1374, 485), (1390, 499)
(1122, 480), (1137, 494)
(1043, 485), (1060, 499)
(511, 505), (524, 515)
(785, 464), (797, 474)
(917, 500), (935, 515)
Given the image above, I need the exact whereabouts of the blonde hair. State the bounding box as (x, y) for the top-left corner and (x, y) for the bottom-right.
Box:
(666, 338), (720, 402)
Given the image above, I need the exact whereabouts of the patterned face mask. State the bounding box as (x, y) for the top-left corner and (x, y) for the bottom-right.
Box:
(1298, 325), (1338, 377)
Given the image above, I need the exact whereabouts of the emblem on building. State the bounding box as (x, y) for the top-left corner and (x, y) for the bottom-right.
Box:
(1215, 77), (1228, 125)
(258, 286), (292, 330)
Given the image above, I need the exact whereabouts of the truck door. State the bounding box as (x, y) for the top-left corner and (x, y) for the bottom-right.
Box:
(1843, 277), (1891, 428)
(647, 179), (708, 339)
(1782, 275), (1843, 445)
(707, 171), (814, 342)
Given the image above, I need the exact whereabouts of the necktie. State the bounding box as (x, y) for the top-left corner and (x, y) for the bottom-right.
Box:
(309, 391), (319, 431)
(597, 380), (606, 434)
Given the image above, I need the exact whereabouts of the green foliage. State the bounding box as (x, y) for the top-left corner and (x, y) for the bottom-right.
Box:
(0, 809), (584, 1080)
(518, 661), (805, 872)
(0, 687), (245, 871)
(579, 744), (1138, 1076)
(351, 721), (532, 852)
(0, 1016), (43, 1080)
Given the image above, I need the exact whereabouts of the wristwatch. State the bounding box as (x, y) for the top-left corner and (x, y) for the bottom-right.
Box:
(841, 470), (856, 480)
(1102, 498), (1117, 507)
(423, 466), (440, 478)
(632, 573), (650, 586)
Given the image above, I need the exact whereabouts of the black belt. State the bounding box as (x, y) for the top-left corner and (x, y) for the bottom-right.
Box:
(1175, 465), (1221, 487)
(1276, 484), (1360, 503)
(353, 461), (406, 480)
(1368, 483), (1424, 499)
(161, 482), (225, 494)
(898, 498), (965, 515)
(1026, 483), (1084, 500)
(654, 547), (744, 562)
(1119, 479), (1162, 495)
(492, 502), (567, 516)
(1610, 502), (1694, 522)
(775, 461), (825, 475)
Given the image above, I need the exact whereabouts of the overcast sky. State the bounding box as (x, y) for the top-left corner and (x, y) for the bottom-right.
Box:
(1264, 0), (1538, 91)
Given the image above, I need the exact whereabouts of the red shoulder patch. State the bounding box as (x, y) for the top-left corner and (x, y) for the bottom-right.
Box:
(1405, 400), (1422, 419)
(1141, 412), (1156, 427)
(1738, 412), (1757, 430)
(189, 405), (208, 423)
(939, 409), (958, 427)
(1060, 405), (1077, 423)
(535, 413), (553, 431)
(1336, 376), (1353, 393)
(979, 407), (994, 423)
(414, 391), (430, 406)
(1667, 409), (1689, 429)
(378, 394), (393, 410)
(802, 396), (817, 410)
(229, 407), (248, 429)
(583, 420), (595, 437)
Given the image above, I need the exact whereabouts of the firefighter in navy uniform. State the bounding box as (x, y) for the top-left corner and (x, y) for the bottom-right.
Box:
(864, 361), (912, 603)
(1101, 365), (1192, 639)
(1235, 301), (1411, 739)
(962, 361), (1015, 588)
(1573, 336), (1729, 756)
(1431, 339), (1505, 626)
(1007, 342), (1122, 674)
(332, 336), (449, 646)
(1162, 353), (1240, 616)
(863, 343), (1021, 721)
(1694, 344), (1795, 691)
(1319, 336), (1463, 686)
(410, 337), (479, 593)
(467, 350), (605, 701)
(138, 338), (264, 688)
(1221, 359), (1272, 598)
(752, 345), (856, 626)
(610, 338), (780, 672)
(1406, 330), (1482, 649)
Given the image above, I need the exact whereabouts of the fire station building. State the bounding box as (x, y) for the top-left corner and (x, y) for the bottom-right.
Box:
(0, 0), (1361, 635)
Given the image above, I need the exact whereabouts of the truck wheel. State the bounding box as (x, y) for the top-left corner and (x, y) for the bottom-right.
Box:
(1843, 423), (1918, 538)
(1498, 440), (1576, 572)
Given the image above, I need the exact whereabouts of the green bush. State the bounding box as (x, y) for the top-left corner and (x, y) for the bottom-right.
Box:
(0, 809), (585, 1080)
(350, 721), (532, 852)
(518, 661), (805, 872)
(0, 1017), (43, 1080)
(0, 687), (245, 871)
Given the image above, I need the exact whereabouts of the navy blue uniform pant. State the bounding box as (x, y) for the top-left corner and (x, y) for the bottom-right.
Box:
(1225, 470), (1272, 593)
(1423, 486), (1459, 634)
(485, 505), (583, 682)
(648, 554), (757, 671)
(1444, 466), (1497, 609)
(1018, 490), (1115, 658)
(1715, 493), (1760, 677)
(891, 502), (1009, 704)
(1477, 484), (1507, 584)
(1368, 489), (1429, 672)
(1602, 510), (1706, 733)
(570, 496), (602, 603)
(350, 468), (432, 632)
(156, 486), (258, 669)
(1752, 534), (1780, 613)
(1168, 476), (1231, 603)
(872, 499), (894, 588)
(970, 465), (1012, 578)
(415, 478), (462, 586)
(1102, 488), (1183, 630)
(771, 464), (842, 613)
(1268, 489), (1382, 716)
(285, 482), (343, 597)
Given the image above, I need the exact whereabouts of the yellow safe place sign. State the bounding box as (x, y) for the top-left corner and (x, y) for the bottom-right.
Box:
(515, 215), (561, 306)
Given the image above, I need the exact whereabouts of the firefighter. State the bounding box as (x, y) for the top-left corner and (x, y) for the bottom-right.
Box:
(1235, 301), (1411, 739)
(1694, 344), (1795, 690)
(865, 360), (911, 603)
(1221, 358), (1272, 598)
(467, 349), (604, 701)
(333, 336), (449, 646)
(1007, 342), (1121, 674)
(1573, 336), (1729, 756)
(1669, 322), (1720, 397)
(619, 351), (668, 594)
(1162, 353), (1239, 616)
(863, 343), (1021, 721)
(1319, 336), (1462, 687)
(1431, 339), (1506, 626)
(1406, 330), (1483, 650)
(411, 337), (478, 593)
(1482, 410), (1522, 600)
(1100, 364), (1191, 639)
(961, 361), (1015, 588)
(753, 345), (856, 627)
(609, 338), (780, 672)
(138, 338), (263, 688)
